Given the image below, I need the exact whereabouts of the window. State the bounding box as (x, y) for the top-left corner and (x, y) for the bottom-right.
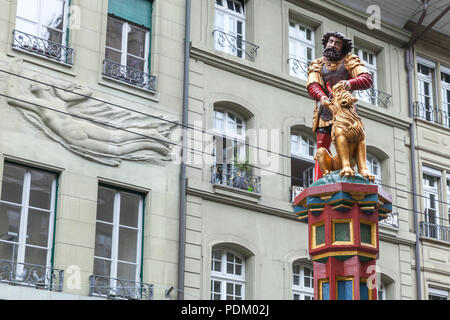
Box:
(103, 0), (154, 90)
(290, 131), (316, 200)
(417, 58), (436, 122)
(93, 185), (143, 295)
(212, 109), (249, 186)
(14, 0), (72, 64)
(447, 178), (450, 223)
(105, 16), (150, 73)
(0, 162), (57, 280)
(332, 219), (353, 244)
(211, 249), (245, 300)
(292, 262), (314, 300)
(288, 21), (315, 80)
(366, 154), (381, 185)
(428, 287), (448, 300)
(441, 67), (450, 128)
(377, 282), (386, 300)
(214, 0), (246, 58)
(423, 173), (440, 229)
(355, 47), (378, 105)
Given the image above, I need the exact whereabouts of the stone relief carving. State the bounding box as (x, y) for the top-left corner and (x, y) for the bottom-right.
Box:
(6, 59), (179, 166)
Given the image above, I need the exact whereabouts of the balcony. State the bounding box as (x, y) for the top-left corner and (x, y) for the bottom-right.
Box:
(102, 59), (157, 92)
(211, 164), (261, 194)
(212, 29), (259, 59)
(414, 101), (450, 128)
(0, 259), (64, 291)
(419, 222), (450, 243)
(12, 29), (74, 66)
(287, 58), (309, 79)
(379, 210), (399, 229)
(89, 274), (154, 300)
(355, 88), (392, 108)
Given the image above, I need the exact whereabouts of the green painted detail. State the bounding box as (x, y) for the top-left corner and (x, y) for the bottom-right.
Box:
(310, 170), (375, 187)
(50, 177), (60, 292)
(316, 224), (325, 245)
(358, 255), (375, 262)
(360, 223), (372, 244)
(335, 223), (350, 242)
(108, 0), (153, 29)
(335, 255), (354, 261)
(316, 257), (329, 263)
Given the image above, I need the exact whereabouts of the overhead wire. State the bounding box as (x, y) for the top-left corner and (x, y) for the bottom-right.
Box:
(1, 69), (450, 209)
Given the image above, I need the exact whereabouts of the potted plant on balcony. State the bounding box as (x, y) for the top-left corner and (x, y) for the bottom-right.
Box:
(233, 160), (253, 191)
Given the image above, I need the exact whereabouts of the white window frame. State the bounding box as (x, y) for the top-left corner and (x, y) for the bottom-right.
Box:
(428, 287), (448, 300)
(214, 0), (246, 58)
(355, 47), (378, 106)
(440, 65), (450, 128)
(106, 15), (150, 73)
(422, 170), (440, 228)
(288, 21), (315, 80)
(292, 262), (314, 300)
(0, 163), (57, 283)
(290, 132), (316, 189)
(15, 0), (70, 45)
(94, 186), (143, 287)
(213, 109), (246, 165)
(417, 57), (436, 122)
(366, 154), (381, 185)
(211, 248), (246, 300)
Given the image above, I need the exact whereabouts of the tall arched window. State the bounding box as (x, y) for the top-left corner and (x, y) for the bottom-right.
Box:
(292, 261), (314, 300)
(290, 129), (316, 201)
(211, 248), (246, 300)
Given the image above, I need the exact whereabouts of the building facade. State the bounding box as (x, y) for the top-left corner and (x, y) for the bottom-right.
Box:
(0, 0), (185, 299)
(0, 0), (447, 300)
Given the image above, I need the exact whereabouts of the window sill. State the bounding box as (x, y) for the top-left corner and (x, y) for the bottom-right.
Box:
(213, 183), (261, 203)
(99, 75), (160, 103)
(8, 47), (76, 77)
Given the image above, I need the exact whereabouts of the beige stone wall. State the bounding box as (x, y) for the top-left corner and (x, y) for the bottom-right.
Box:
(184, 0), (422, 300)
(0, 0), (185, 299)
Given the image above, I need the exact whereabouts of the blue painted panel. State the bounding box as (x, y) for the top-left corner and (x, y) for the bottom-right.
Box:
(322, 282), (329, 300)
(360, 281), (369, 300)
(108, 0), (152, 29)
(337, 280), (353, 300)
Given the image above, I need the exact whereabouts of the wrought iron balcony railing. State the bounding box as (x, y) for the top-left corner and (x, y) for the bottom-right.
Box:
(414, 101), (450, 128)
(89, 274), (154, 300)
(211, 164), (261, 194)
(379, 210), (399, 229)
(12, 29), (74, 65)
(291, 185), (304, 203)
(287, 58), (309, 79)
(0, 258), (64, 291)
(212, 29), (259, 59)
(419, 222), (450, 243)
(103, 59), (157, 92)
(355, 88), (392, 108)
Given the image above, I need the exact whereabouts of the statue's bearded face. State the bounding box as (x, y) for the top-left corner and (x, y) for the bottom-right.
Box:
(323, 36), (344, 61)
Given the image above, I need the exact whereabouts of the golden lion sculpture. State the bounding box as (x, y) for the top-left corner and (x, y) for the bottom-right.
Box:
(314, 82), (375, 182)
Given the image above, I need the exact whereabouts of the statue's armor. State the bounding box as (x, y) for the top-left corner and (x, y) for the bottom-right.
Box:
(319, 62), (350, 122)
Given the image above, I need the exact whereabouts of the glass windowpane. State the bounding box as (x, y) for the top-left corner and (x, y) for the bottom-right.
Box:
(94, 257), (111, 277)
(1, 163), (25, 204)
(0, 202), (21, 240)
(94, 222), (113, 259)
(119, 192), (140, 228)
(26, 209), (50, 247)
(117, 261), (136, 281)
(118, 226), (138, 263)
(96, 187), (115, 223)
(127, 25), (146, 58)
(24, 246), (47, 267)
(29, 170), (54, 210)
(106, 17), (123, 50)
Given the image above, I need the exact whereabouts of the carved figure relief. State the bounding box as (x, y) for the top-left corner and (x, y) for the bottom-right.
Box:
(6, 59), (178, 166)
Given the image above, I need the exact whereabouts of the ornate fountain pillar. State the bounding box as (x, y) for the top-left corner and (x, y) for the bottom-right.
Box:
(294, 172), (392, 300)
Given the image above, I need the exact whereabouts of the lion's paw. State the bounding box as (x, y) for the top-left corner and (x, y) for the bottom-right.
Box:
(339, 167), (355, 178)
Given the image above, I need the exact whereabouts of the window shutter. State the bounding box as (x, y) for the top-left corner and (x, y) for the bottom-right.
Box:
(108, 0), (152, 29)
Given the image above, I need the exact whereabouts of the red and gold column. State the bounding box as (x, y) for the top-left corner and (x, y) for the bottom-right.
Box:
(294, 176), (392, 300)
